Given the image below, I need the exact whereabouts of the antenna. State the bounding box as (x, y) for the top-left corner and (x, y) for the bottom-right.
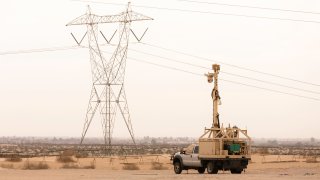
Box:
(67, 3), (153, 155)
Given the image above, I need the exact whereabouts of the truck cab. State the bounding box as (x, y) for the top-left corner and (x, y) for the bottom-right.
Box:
(172, 144), (205, 174)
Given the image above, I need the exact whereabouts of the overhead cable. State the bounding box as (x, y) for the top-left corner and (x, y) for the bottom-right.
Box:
(141, 42), (320, 87)
(176, 0), (320, 15)
(130, 47), (320, 95)
(74, 0), (320, 24)
(0, 45), (84, 56)
(127, 56), (320, 102)
(1, 44), (317, 101)
(1, 43), (318, 88)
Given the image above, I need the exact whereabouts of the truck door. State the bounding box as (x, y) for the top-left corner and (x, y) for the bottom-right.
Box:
(191, 145), (202, 167)
(182, 153), (193, 167)
(182, 145), (195, 167)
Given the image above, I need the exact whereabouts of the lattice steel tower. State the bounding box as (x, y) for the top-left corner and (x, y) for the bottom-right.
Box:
(67, 3), (152, 153)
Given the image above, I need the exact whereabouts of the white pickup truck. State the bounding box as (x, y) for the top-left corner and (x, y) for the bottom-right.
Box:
(171, 144), (205, 174)
(172, 144), (249, 174)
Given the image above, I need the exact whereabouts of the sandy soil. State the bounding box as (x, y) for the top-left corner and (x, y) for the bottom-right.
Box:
(0, 155), (319, 180)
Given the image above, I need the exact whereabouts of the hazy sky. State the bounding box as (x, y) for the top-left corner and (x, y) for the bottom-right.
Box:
(0, 0), (319, 139)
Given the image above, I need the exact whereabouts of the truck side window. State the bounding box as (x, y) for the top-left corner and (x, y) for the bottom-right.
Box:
(193, 146), (199, 154)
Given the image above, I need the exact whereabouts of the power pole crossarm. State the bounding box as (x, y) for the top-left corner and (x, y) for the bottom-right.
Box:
(66, 11), (153, 26)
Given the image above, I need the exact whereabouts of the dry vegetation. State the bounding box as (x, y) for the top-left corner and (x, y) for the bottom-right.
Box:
(56, 156), (75, 163)
(0, 154), (319, 180)
(56, 150), (76, 163)
(150, 162), (168, 170)
(306, 156), (318, 163)
(22, 161), (49, 170)
(61, 161), (95, 169)
(5, 156), (22, 162)
(75, 152), (89, 158)
(60, 163), (80, 169)
(0, 143), (320, 180)
(0, 163), (14, 169)
(83, 162), (96, 169)
(122, 163), (140, 170)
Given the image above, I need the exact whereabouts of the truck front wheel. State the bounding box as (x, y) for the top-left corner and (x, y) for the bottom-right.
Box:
(198, 167), (205, 174)
(207, 161), (218, 174)
(174, 161), (182, 174)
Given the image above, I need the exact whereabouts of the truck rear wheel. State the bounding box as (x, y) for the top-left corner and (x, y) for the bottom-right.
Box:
(173, 161), (182, 174)
(230, 168), (242, 174)
(207, 162), (218, 174)
(198, 167), (205, 174)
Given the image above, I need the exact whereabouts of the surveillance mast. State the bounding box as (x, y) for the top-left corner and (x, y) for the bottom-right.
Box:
(205, 64), (221, 129)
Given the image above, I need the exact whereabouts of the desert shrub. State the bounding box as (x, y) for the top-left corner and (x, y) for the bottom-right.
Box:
(61, 162), (95, 169)
(61, 163), (80, 169)
(5, 156), (22, 162)
(23, 162), (49, 170)
(150, 162), (168, 170)
(83, 162), (96, 169)
(306, 156), (317, 163)
(62, 149), (75, 157)
(0, 163), (14, 169)
(165, 149), (174, 154)
(258, 148), (269, 155)
(75, 152), (89, 158)
(122, 163), (140, 170)
(56, 155), (75, 163)
(56, 150), (77, 163)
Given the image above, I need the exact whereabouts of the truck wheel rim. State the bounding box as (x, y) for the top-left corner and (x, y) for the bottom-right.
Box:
(208, 163), (213, 172)
(175, 164), (180, 171)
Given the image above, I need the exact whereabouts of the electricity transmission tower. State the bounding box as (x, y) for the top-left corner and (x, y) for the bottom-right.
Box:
(67, 3), (152, 154)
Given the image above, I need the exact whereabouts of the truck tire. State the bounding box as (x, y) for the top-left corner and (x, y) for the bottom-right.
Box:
(198, 167), (205, 174)
(207, 161), (218, 174)
(174, 161), (182, 174)
(230, 168), (242, 174)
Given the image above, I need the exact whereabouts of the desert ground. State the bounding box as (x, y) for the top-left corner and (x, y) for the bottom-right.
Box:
(0, 154), (319, 180)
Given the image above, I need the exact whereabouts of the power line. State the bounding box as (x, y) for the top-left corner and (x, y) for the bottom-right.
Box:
(221, 71), (320, 95)
(1, 43), (319, 89)
(176, 0), (320, 15)
(74, 0), (320, 24)
(0, 45), (84, 56)
(127, 56), (320, 102)
(141, 42), (320, 87)
(130, 48), (208, 69)
(130, 47), (320, 95)
(101, 49), (202, 76)
(219, 78), (320, 102)
(2, 44), (317, 101)
(129, 56), (203, 76)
